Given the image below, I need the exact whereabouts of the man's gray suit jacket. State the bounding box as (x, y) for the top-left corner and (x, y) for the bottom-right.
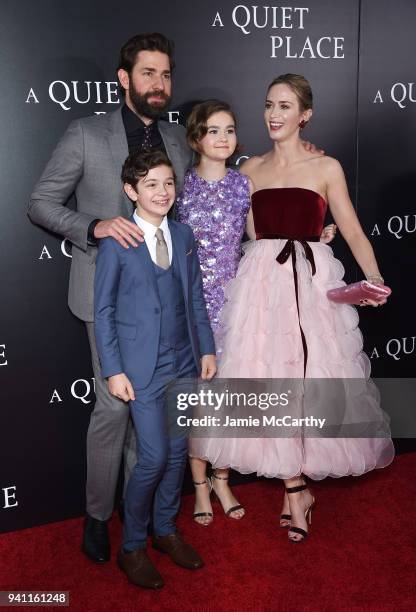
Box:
(28, 108), (192, 322)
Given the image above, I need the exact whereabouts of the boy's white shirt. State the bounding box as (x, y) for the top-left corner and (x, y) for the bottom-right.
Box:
(133, 211), (173, 265)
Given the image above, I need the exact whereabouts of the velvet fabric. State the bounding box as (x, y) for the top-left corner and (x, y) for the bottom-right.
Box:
(252, 187), (327, 240)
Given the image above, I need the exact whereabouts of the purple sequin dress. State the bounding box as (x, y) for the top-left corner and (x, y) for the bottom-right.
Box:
(176, 168), (251, 332)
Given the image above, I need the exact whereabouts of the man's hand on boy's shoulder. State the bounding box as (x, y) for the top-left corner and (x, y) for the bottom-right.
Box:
(200, 355), (217, 381)
(108, 373), (136, 402)
(94, 217), (145, 249)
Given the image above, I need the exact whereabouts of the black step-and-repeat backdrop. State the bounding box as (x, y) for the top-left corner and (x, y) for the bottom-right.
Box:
(1, 0), (414, 532)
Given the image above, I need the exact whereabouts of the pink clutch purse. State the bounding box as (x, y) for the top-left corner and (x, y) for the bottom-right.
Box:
(327, 281), (392, 305)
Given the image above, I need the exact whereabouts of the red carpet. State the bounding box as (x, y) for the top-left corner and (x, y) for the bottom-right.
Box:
(1, 453), (415, 611)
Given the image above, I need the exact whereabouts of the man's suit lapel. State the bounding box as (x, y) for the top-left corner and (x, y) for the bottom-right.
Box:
(159, 121), (180, 164)
(107, 108), (129, 168)
(169, 221), (189, 299)
(106, 109), (131, 215)
(159, 121), (187, 194)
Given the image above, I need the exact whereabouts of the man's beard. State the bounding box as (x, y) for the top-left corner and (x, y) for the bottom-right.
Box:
(129, 84), (171, 120)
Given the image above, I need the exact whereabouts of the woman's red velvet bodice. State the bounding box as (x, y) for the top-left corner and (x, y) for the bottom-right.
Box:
(252, 187), (327, 240)
(251, 187), (328, 376)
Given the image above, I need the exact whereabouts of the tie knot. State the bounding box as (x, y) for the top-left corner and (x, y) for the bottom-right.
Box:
(155, 228), (165, 243)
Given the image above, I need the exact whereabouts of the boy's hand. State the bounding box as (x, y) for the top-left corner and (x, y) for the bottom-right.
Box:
(320, 223), (337, 244)
(200, 355), (217, 380)
(108, 373), (136, 402)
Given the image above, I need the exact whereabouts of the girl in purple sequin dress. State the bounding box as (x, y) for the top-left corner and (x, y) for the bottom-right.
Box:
(176, 100), (251, 525)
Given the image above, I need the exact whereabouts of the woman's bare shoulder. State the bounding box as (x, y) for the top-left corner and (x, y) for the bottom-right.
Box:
(239, 154), (269, 175)
(316, 155), (343, 173)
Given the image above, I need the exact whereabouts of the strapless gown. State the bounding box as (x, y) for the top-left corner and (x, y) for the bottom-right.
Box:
(190, 188), (394, 479)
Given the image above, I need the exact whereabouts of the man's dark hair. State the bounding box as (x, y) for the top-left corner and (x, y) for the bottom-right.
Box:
(118, 32), (175, 73)
(121, 150), (176, 189)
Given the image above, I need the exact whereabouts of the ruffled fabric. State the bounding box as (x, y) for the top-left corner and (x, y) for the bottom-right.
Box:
(190, 239), (394, 480)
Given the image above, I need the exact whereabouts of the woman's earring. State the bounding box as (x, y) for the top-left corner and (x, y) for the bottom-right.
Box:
(299, 119), (307, 130)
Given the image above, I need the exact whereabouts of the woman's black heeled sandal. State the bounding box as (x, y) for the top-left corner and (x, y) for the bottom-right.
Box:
(280, 513), (292, 528)
(211, 472), (245, 518)
(285, 483), (314, 543)
(193, 479), (213, 524)
(280, 491), (292, 528)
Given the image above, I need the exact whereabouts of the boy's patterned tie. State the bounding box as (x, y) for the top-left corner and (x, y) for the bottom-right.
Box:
(155, 228), (170, 269)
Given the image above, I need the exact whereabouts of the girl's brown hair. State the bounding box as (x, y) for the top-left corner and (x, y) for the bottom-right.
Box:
(186, 100), (240, 164)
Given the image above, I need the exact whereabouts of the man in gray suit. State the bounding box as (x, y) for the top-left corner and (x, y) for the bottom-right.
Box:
(28, 33), (192, 563)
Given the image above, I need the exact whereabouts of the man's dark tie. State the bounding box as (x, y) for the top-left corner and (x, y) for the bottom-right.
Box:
(142, 125), (152, 151)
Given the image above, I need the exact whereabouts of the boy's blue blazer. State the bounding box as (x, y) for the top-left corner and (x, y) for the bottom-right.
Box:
(94, 217), (215, 390)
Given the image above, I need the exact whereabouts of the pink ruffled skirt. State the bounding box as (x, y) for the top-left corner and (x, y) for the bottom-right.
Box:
(190, 239), (394, 479)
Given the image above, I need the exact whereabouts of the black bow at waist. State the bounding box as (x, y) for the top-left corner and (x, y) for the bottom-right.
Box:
(257, 234), (320, 277)
(256, 234), (321, 376)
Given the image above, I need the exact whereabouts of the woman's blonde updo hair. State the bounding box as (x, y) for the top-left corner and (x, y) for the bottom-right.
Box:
(267, 74), (313, 112)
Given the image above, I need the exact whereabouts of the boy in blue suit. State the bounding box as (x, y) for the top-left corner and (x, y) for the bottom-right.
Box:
(94, 150), (216, 589)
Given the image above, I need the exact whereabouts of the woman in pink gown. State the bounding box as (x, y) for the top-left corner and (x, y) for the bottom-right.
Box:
(195, 74), (394, 543)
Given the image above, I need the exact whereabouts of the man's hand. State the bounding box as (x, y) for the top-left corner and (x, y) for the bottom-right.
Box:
(200, 354), (217, 380)
(108, 373), (136, 402)
(320, 224), (337, 244)
(301, 140), (325, 155)
(94, 217), (144, 249)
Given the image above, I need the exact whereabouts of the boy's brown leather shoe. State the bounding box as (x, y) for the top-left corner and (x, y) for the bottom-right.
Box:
(117, 548), (164, 589)
(152, 531), (204, 569)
